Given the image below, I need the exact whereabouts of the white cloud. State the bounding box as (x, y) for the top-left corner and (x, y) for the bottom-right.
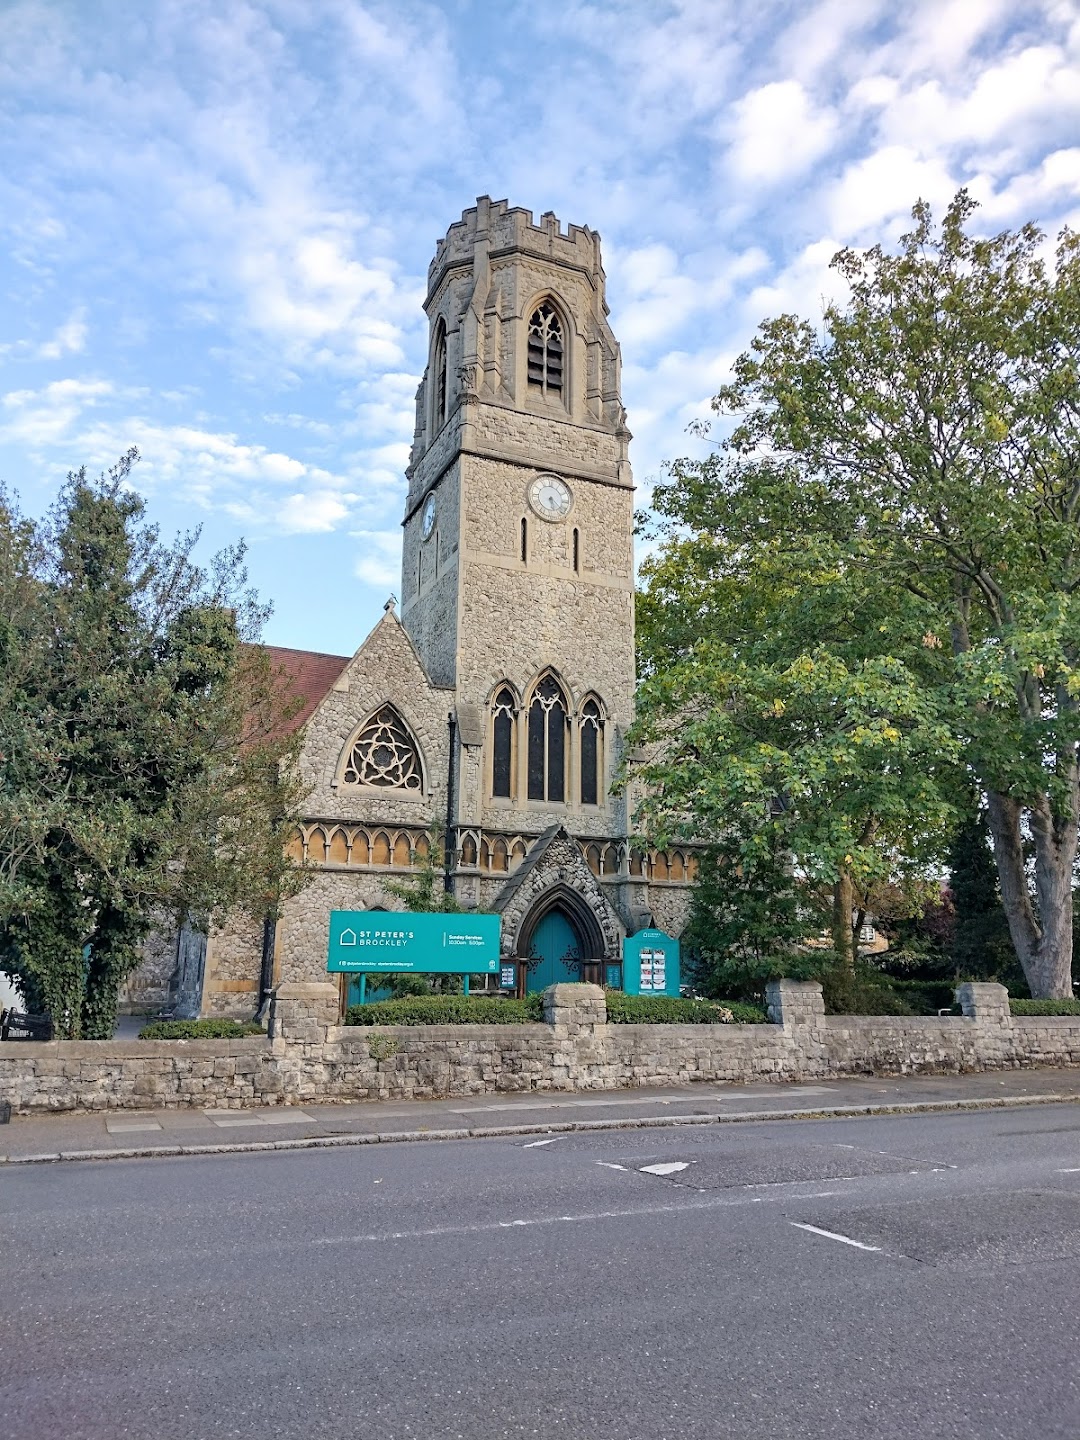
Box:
(352, 529), (401, 590)
(824, 147), (959, 238)
(275, 490), (353, 534)
(37, 309), (87, 359)
(0, 377), (114, 444)
(726, 80), (839, 186)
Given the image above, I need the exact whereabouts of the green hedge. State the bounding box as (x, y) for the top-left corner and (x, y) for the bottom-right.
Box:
(605, 994), (767, 1025)
(345, 994), (544, 1026)
(1009, 998), (1080, 1016)
(138, 1019), (265, 1039)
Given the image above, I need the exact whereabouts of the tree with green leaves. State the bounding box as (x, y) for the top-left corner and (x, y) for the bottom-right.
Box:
(947, 810), (1019, 990)
(0, 452), (309, 1036)
(634, 193), (1080, 998)
(633, 521), (960, 971)
(378, 828), (465, 997)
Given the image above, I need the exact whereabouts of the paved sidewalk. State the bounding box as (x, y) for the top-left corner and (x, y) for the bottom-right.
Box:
(3, 1067), (1080, 1164)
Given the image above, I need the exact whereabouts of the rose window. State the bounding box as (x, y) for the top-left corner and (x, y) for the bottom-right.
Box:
(343, 707), (423, 789)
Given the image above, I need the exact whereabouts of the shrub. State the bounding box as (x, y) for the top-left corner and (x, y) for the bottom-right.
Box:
(138, 1019), (265, 1039)
(345, 994), (544, 1026)
(605, 993), (767, 1025)
(889, 979), (958, 1014)
(1008, 998), (1080, 1016)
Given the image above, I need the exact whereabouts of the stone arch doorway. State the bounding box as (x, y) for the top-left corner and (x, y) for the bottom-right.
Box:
(516, 886), (607, 994)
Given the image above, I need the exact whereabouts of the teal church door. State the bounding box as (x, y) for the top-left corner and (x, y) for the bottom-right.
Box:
(526, 910), (581, 993)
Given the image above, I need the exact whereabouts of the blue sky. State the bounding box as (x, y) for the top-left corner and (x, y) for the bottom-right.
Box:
(2, 0), (1079, 656)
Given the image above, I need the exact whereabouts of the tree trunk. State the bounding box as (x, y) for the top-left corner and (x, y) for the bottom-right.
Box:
(831, 871), (855, 971)
(985, 790), (1077, 999)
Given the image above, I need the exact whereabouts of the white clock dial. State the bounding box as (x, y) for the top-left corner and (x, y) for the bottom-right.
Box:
(421, 494), (437, 540)
(527, 474), (572, 521)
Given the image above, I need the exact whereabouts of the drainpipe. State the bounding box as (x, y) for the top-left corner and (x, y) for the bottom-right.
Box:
(253, 913), (276, 1023)
(444, 710), (457, 896)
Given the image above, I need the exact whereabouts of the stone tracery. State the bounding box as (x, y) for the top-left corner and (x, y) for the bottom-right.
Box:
(342, 706), (423, 790)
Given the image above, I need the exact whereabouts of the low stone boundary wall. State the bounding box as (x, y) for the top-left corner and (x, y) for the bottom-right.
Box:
(3, 980), (1080, 1114)
(0, 1037), (277, 1113)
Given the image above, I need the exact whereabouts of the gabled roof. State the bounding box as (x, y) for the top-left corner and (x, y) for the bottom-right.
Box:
(265, 645), (351, 734)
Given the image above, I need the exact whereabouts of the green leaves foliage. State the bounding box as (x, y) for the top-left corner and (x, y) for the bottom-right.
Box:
(0, 453), (309, 1036)
(137, 1019), (265, 1039)
(633, 193), (1080, 997)
(345, 994), (544, 1026)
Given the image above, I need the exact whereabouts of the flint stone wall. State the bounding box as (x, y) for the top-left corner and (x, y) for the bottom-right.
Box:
(3, 981), (1080, 1115)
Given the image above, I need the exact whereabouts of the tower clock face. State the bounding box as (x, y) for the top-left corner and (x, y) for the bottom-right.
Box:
(527, 474), (572, 521)
(421, 493), (437, 540)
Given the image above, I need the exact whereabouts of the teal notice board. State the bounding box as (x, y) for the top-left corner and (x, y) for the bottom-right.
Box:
(327, 911), (501, 974)
(622, 928), (680, 996)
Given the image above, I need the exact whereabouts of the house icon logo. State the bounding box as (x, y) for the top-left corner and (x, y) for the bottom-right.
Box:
(339, 928), (357, 947)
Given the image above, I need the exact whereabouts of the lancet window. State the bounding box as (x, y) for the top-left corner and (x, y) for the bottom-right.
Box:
(527, 675), (568, 802)
(579, 697), (604, 806)
(342, 706), (423, 790)
(491, 686), (516, 799)
(432, 320), (448, 430)
(527, 301), (564, 397)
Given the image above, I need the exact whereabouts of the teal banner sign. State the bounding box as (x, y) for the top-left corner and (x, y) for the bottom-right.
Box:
(327, 911), (501, 974)
(622, 928), (680, 997)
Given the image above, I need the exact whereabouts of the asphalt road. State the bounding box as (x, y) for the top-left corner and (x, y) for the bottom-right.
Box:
(3, 1105), (1080, 1440)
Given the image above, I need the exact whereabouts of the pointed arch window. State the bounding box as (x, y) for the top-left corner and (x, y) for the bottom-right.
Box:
(342, 706), (423, 790)
(527, 675), (568, 802)
(580, 697), (604, 807)
(432, 320), (448, 430)
(491, 686), (516, 799)
(527, 301), (564, 397)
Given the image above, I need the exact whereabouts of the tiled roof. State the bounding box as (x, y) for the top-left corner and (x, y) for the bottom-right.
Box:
(265, 645), (351, 733)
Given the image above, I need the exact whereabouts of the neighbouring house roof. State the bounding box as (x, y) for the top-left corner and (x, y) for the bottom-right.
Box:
(265, 645), (351, 734)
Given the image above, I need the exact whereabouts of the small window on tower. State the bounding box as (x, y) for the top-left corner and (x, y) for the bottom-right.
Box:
(527, 301), (564, 397)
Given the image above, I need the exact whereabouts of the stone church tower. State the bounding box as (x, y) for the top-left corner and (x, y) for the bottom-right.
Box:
(123, 200), (696, 1019)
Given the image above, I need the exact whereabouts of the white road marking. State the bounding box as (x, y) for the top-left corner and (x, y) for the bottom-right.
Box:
(315, 1190), (791, 1247)
(596, 1161), (629, 1171)
(790, 1222), (882, 1252)
(522, 1136), (561, 1148)
(640, 1161), (690, 1176)
(1057, 1167), (1080, 1173)
(832, 1142), (957, 1170)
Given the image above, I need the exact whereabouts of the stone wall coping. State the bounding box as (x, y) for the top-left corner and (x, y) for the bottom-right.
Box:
(1010, 1015), (1080, 1026)
(0, 1037), (271, 1060)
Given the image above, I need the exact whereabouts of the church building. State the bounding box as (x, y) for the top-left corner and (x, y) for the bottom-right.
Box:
(126, 198), (697, 1018)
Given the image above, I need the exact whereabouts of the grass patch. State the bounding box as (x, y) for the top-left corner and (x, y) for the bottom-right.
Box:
(1008, 998), (1080, 1016)
(138, 1019), (265, 1039)
(345, 994), (544, 1026)
(605, 994), (767, 1024)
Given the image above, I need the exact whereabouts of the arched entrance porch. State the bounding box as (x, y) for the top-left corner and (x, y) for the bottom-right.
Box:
(516, 885), (608, 994)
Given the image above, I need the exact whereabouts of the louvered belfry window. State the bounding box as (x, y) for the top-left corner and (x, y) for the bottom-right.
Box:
(343, 706), (422, 789)
(527, 301), (563, 396)
(433, 323), (448, 428)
